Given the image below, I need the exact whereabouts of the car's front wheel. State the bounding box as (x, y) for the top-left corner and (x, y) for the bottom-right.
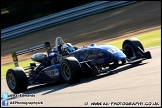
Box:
(122, 38), (144, 60)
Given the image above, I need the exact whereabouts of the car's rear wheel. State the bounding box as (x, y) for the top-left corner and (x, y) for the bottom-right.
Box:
(6, 67), (28, 94)
(61, 57), (82, 84)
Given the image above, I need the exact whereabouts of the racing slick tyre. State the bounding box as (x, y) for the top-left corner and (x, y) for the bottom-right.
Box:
(122, 38), (144, 60)
(61, 57), (82, 84)
(6, 67), (28, 94)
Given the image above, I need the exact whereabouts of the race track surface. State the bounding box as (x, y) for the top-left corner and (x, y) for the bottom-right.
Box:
(1, 46), (161, 107)
(1, 1), (161, 65)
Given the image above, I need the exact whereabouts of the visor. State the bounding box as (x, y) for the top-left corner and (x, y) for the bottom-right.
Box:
(66, 46), (75, 52)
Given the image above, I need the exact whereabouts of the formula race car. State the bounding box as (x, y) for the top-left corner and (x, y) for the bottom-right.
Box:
(6, 37), (152, 94)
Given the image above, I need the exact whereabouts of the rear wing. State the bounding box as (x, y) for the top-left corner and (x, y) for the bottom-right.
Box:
(12, 42), (51, 67)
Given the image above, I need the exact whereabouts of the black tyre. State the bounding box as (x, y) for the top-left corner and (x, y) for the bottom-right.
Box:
(61, 57), (82, 84)
(6, 67), (28, 94)
(122, 38), (144, 60)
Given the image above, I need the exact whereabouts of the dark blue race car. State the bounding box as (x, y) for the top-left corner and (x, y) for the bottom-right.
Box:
(6, 37), (152, 94)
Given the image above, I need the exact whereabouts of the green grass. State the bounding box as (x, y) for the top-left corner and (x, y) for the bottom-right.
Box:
(106, 30), (161, 49)
(1, 29), (161, 77)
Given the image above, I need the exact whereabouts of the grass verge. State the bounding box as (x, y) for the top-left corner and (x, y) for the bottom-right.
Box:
(106, 29), (161, 49)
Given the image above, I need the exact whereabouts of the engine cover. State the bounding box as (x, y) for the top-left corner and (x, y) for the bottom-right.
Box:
(31, 53), (47, 62)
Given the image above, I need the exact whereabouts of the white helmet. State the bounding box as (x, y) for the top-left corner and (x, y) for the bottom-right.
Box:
(61, 43), (75, 53)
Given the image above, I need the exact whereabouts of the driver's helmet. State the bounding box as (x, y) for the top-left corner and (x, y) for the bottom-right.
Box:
(61, 43), (75, 53)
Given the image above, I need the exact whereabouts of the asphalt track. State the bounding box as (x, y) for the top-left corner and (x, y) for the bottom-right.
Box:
(1, 46), (161, 107)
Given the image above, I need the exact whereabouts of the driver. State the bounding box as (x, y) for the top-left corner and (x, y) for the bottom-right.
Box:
(61, 43), (75, 53)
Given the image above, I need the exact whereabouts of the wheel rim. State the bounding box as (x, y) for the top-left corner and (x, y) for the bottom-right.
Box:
(7, 73), (16, 90)
(62, 63), (71, 81)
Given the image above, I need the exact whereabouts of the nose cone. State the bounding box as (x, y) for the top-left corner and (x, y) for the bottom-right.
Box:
(103, 45), (126, 60)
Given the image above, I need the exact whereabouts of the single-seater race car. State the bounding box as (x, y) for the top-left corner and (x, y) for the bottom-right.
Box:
(6, 37), (152, 94)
